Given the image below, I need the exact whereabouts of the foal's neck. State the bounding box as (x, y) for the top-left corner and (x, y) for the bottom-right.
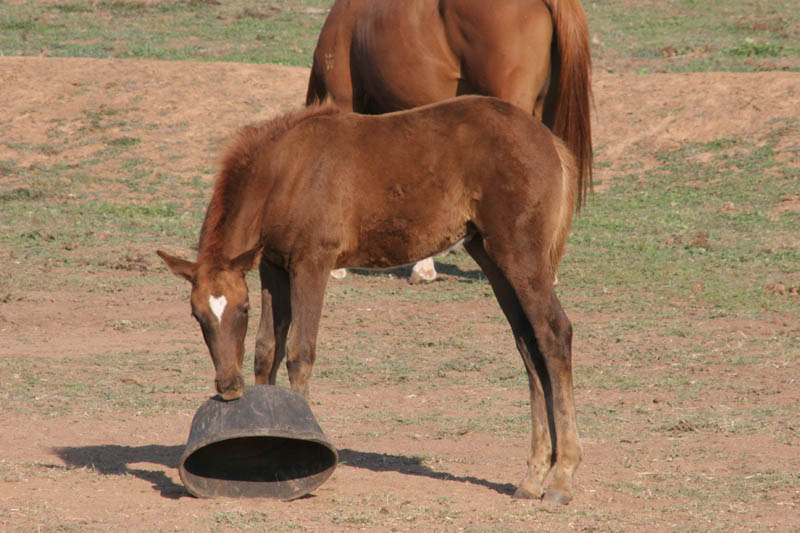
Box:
(198, 178), (265, 266)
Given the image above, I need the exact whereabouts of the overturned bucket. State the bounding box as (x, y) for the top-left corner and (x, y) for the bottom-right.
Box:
(179, 385), (338, 500)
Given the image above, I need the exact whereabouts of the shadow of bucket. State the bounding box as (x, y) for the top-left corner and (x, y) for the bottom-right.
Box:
(179, 385), (338, 500)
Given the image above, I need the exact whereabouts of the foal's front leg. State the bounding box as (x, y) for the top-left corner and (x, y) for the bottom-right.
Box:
(254, 260), (291, 385)
(285, 261), (331, 399)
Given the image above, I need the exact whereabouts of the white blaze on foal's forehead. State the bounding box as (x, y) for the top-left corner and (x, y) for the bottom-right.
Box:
(209, 294), (228, 323)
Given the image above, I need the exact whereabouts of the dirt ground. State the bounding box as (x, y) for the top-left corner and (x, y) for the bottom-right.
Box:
(1, 57), (799, 531)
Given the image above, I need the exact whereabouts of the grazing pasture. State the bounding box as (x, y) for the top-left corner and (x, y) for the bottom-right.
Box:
(1, 1), (798, 530)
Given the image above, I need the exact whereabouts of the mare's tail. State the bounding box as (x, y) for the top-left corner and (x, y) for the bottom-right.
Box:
(306, 64), (327, 106)
(542, 0), (593, 208)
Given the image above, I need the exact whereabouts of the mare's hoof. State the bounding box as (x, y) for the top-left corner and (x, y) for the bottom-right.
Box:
(408, 273), (436, 284)
(409, 258), (436, 284)
(330, 268), (347, 280)
(542, 488), (572, 505)
(512, 486), (541, 500)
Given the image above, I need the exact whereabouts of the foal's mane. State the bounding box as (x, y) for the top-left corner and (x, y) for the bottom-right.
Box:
(198, 104), (342, 263)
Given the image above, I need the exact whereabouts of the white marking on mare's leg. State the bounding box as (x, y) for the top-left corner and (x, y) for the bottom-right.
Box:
(409, 257), (437, 284)
(209, 294), (227, 324)
(330, 268), (347, 280)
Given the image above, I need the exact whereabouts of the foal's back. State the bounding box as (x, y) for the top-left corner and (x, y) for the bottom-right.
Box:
(280, 96), (561, 195)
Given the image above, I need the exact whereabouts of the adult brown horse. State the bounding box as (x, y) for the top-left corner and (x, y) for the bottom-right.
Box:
(307, 0), (592, 281)
(158, 96), (585, 503)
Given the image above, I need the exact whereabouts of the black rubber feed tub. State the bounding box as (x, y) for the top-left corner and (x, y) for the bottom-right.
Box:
(179, 385), (338, 500)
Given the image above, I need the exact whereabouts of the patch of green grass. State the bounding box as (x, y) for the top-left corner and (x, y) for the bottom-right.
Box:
(604, 468), (800, 509)
(0, 186), (44, 203)
(585, 0), (800, 72)
(656, 414), (737, 435)
(106, 136), (140, 148)
(0, 0), (330, 66)
(561, 122), (800, 319)
(210, 511), (305, 532)
(353, 405), (528, 439)
(0, 460), (103, 485)
(1, 348), (208, 418)
(0, 161), (204, 290)
(726, 38), (784, 57)
(3, 198), (189, 242)
(575, 363), (640, 391)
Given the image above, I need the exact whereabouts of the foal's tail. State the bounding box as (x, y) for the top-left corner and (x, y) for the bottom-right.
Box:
(549, 134), (579, 278)
(542, 0), (593, 209)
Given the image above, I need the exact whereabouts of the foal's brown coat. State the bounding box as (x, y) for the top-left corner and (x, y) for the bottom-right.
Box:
(158, 96), (582, 503)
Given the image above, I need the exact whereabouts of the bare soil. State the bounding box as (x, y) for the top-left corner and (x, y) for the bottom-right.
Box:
(1, 57), (798, 531)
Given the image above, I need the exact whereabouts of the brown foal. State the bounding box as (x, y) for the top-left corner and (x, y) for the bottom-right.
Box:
(158, 96), (586, 503)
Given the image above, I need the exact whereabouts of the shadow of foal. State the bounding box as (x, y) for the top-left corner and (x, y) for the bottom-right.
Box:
(338, 449), (517, 496)
(54, 444), (187, 499)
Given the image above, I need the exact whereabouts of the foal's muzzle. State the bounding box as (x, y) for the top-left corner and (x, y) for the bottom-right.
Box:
(215, 373), (245, 401)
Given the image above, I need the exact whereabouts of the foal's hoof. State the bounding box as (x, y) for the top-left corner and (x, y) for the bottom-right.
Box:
(542, 488), (572, 505)
(512, 486), (541, 500)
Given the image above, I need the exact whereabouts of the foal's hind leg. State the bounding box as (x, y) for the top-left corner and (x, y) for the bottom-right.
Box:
(470, 235), (582, 503)
(464, 236), (553, 499)
(500, 259), (581, 504)
(254, 260), (291, 385)
(531, 290), (581, 505)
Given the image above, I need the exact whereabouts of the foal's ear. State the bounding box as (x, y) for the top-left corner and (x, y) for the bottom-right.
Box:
(156, 250), (198, 282)
(230, 247), (261, 274)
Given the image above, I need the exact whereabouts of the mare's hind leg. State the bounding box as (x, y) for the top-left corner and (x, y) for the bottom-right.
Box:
(464, 236), (553, 499)
(454, 1), (552, 116)
(285, 260), (331, 398)
(254, 260), (291, 385)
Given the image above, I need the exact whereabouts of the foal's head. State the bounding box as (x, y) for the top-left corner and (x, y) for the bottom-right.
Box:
(157, 249), (259, 400)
